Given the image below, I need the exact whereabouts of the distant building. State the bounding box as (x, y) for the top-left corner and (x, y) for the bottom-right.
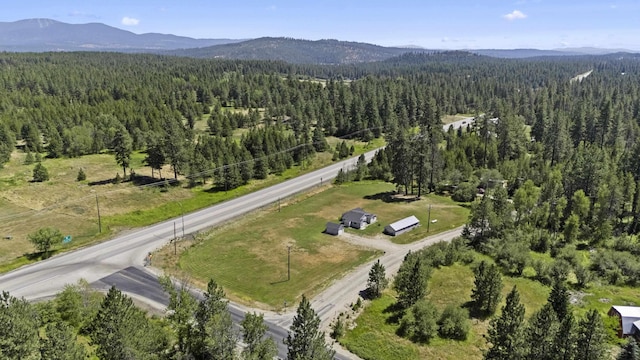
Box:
(608, 306), (640, 337)
(341, 208), (377, 230)
(325, 222), (344, 236)
(384, 215), (420, 236)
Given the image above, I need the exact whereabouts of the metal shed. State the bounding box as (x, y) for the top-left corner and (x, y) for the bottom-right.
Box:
(325, 222), (345, 236)
(384, 215), (420, 236)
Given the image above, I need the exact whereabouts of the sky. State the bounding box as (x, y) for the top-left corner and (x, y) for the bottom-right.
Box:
(2, 0), (639, 50)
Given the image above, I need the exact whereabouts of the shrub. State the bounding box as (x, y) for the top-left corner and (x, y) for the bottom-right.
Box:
(438, 305), (470, 340)
(32, 162), (50, 182)
(452, 182), (477, 202)
(399, 300), (439, 343)
(76, 168), (86, 181)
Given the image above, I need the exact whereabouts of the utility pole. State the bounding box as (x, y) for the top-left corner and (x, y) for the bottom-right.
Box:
(287, 245), (291, 281)
(278, 197), (281, 212)
(427, 204), (432, 233)
(173, 222), (177, 255)
(95, 193), (102, 233)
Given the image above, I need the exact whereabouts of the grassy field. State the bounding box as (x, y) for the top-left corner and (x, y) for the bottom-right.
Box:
(341, 259), (552, 360)
(0, 134), (385, 272)
(345, 190), (470, 244)
(154, 181), (467, 308)
(442, 114), (474, 125)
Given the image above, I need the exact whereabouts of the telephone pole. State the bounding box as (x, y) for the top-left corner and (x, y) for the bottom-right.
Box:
(95, 193), (102, 233)
(173, 222), (177, 255)
(427, 204), (432, 233)
(287, 245), (291, 281)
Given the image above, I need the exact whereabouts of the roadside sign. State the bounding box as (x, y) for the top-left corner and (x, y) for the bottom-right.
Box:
(63, 235), (72, 244)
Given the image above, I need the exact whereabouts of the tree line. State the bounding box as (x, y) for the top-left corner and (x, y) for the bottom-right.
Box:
(0, 277), (334, 360)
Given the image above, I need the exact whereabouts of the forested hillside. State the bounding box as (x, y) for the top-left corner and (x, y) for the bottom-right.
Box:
(1, 50), (640, 220)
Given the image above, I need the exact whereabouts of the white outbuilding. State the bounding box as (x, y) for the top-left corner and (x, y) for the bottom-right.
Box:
(384, 215), (420, 236)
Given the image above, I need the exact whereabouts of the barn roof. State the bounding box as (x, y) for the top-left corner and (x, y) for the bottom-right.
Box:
(387, 215), (420, 232)
(611, 306), (640, 335)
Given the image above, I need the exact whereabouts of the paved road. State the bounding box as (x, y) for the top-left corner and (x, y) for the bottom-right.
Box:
(0, 117), (475, 359)
(0, 150), (379, 360)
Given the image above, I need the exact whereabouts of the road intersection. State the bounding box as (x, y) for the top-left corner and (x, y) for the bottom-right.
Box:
(0, 117), (475, 359)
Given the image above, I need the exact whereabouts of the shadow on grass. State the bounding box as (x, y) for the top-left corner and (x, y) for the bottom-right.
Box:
(23, 250), (59, 261)
(383, 301), (405, 325)
(364, 191), (421, 203)
(462, 300), (492, 320)
(130, 175), (164, 186)
(270, 278), (290, 285)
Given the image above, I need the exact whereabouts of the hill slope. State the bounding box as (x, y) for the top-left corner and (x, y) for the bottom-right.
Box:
(0, 18), (240, 51)
(173, 37), (427, 64)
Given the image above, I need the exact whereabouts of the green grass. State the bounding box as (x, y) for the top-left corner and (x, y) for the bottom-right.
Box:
(172, 182), (407, 308)
(342, 259), (551, 360)
(0, 138), (385, 273)
(341, 187), (470, 244)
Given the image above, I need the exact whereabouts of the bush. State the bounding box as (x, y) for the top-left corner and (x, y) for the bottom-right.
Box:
(76, 168), (86, 181)
(399, 300), (439, 343)
(330, 316), (345, 340)
(32, 162), (50, 182)
(438, 305), (470, 340)
(452, 182), (477, 202)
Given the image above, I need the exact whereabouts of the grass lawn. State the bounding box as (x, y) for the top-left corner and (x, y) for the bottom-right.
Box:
(343, 188), (470, 244)
(441, 114), (474, 125)
(160, 182), (406, 309)
(341, 258), (551, 360)
(0, 136), (385, 272)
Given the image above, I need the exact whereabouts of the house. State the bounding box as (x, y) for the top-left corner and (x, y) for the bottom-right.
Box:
(384, 215), (420, 236)
(325, 222), (344, 236)
(608, 306), (640, 337)
(341, 208), (377, 230)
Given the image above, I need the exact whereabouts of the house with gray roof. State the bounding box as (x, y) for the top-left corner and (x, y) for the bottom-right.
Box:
(609, 306), (640, 337)
(384, 215), (420, 236)
(325, 222), (345, 236)
(341, 208), (377, 230)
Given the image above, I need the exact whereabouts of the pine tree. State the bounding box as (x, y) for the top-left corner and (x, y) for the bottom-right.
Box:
(485, 286), (527, 360)
(192, 279), (237, 360)
(0, 292), (41, 360)
(471, 261), (503, 316)
(241, 312), (277, 360)
(366, 259), (388, 298)
(575, 309), (607, 360)
(618, 337), (640, 360)
(40, 321), (87, 360)
(76, 168), (86, 181)
(112, 126), (132, 178)
(89, 286), (169, 360)
(552, 313), (577, 360)
(525, 303), (559, 360)
(394, 255), (431, 308)
(284, 295), (334, 360)
(548, 279), (569, 320)
(32, 162), (50, 182)
(159, 276), (198, 356)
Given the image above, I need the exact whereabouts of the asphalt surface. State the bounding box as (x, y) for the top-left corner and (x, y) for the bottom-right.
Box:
(0, 150), (379, 360)
(0, 116), (475, 360)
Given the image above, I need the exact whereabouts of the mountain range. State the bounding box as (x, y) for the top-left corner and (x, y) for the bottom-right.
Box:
(0, 18), (637, 64)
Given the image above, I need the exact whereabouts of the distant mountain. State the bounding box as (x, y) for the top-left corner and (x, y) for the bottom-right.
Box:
(469, 49), (585, 58)
(172, 37), (428, 64)
(1, 19), (637, 63)
(0, 18), (241, 52)
(553, 47), (637, 55)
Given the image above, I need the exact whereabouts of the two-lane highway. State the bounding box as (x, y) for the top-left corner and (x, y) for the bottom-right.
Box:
(0, 116), (476, 360)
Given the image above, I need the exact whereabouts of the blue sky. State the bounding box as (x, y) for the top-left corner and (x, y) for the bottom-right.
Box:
(2, 0), (639, 50)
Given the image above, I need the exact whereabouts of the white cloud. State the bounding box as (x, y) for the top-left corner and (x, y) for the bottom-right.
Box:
(121, 17), (140, 26)
(503, 10), (527, 21)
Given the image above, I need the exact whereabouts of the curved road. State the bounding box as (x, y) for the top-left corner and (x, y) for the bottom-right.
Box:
(0, 117), (475, 359)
